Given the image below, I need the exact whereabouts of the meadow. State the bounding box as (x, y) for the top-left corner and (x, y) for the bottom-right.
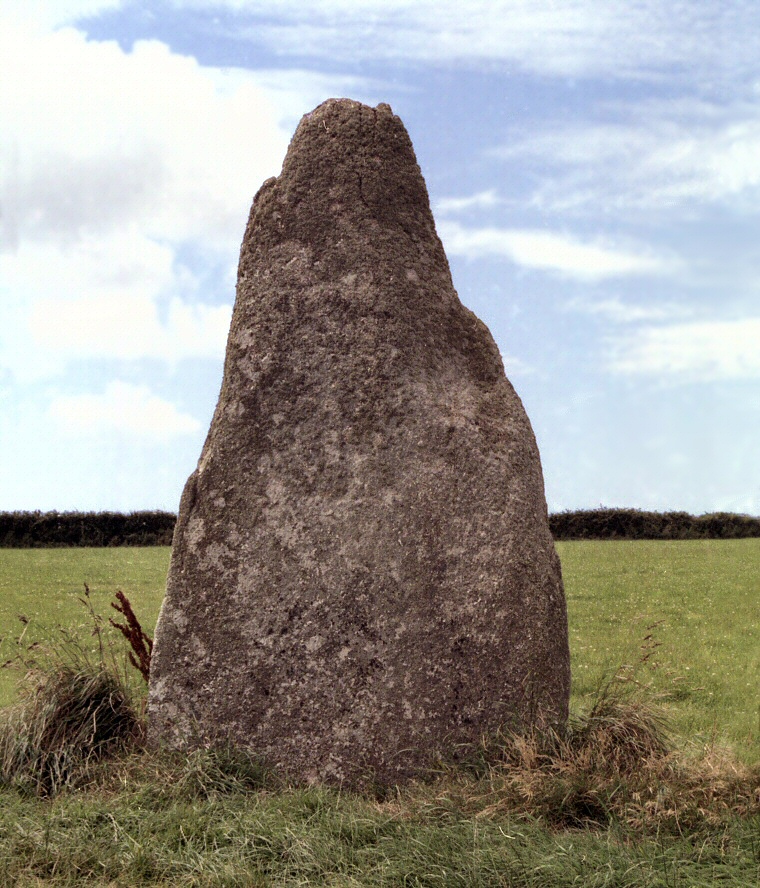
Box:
(1, 540), (757, 761)
(0, 541), (757, 885)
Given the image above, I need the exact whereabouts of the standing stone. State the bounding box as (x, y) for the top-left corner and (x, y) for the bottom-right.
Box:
(147, 99), (570, 786)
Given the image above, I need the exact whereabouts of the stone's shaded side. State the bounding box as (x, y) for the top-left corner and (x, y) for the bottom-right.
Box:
(147, 99), (570, 786)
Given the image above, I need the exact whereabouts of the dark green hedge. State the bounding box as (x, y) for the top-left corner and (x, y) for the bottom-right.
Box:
(0, 511), (176, 548)
(1, 508), (758, 547)
(548, 508), (760, 541)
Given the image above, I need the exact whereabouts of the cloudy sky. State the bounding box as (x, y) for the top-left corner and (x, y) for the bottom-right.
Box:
(2, 1), (759, 515)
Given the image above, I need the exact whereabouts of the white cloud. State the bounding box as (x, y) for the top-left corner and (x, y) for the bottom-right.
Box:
(0, 25), (290, 251)
(49, 381), (202, 441)
(0, 232), (232, 380)
(435, 190), (499, 214)
(567, 296), (687, 324)
(438, 221), (672, 280)
(714, 491), (760, 516)
(1, 230), (177, 303)
(609, 318), (760, 380)
(0, 20), (333, 383)
(500, 353), (534, 377)
(501, 101), (760, 212)
(30, 294), (232, 365)
(193, 1), (758, 84)
(2, 1), (119, 28)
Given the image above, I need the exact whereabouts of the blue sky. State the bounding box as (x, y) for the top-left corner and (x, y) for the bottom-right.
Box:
(1, 1), (759, 516)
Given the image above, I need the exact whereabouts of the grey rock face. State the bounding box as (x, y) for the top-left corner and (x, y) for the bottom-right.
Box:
(147, 99), (570, 786)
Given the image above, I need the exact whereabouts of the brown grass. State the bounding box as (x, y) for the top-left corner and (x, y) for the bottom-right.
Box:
(413, 686), (760, 832)
(109, 589), (153, 684)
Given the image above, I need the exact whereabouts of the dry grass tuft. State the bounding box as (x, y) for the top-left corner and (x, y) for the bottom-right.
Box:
(414, 684), (759, 832)
(109, 589), (153, 684)
(0, 587), (149, 797)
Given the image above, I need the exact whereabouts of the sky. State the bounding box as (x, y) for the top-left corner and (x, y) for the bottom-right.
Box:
(1, 1), (759, 516)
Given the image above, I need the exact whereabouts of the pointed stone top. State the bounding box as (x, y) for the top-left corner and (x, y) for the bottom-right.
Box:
(298, 97), (396, 124)
(285, 97), (415, 185)
(242, 99), (434, 256)
(292, 98), (403, 146)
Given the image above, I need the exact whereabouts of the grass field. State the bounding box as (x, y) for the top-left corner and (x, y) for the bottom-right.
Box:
(0, 541), (758, 885)
(561, 539), (759, 764)
(1, 540), (757, 762)
(0, 548), (170, 708)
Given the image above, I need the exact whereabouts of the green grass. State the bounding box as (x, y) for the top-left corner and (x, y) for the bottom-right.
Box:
(0, 548), (169, 706)
(0, 779), (757, 886)
(0, 542), (758, 886)
(1, 540), (758, 761)
(559, 539), (760, 763)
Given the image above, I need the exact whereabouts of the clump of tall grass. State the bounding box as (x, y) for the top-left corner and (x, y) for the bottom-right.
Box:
(420, 677), (759, 832)
(0, 586), (278, 801)
(0, 586), (145, 796)
(0, 663), (141, 795)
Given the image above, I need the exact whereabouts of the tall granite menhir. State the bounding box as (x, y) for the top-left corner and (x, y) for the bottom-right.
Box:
(148, 99), (570, 785)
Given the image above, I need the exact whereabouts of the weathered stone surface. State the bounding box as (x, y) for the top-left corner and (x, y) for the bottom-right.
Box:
(147, 98), (570, 785)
